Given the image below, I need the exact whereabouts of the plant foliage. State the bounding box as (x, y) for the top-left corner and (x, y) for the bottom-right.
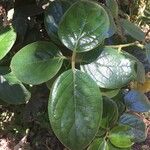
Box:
(0, 0), (150, 150)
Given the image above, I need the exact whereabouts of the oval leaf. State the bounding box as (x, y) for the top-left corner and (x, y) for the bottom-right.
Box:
(58, 0), (109, 52)
(124, 89), (150, 112)
(109, 125), (134, 148)
(11, 41), (63, 85)
(48, 69), (102, 150)
(120, 19), (145, 41)
(0, 68), (31, 104)
(119, 113), (147, 142)
(100, 96), (118, 129)
(81, 47), (136, 89)
(0, 27), (16, 60)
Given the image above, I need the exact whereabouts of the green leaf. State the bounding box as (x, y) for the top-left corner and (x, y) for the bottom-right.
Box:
(145, 43), (150, 64)
(120, 19), (145, 41)
(107, 141), (131, 150)
(119, 113), (147, 143)
(101, 88), (120, 98)
(0, 27), (16, 60)
(106, 0), (119, 18)
(48, 69), (102, 150)
(108, 125), (134, 148)
(58, 0), (109, 52)
(123, 52), (146, 84)
(100, 97), (118, 129)
(81, 48), (136, 89)
(11, 41), (63, 85)
(44, 0), (74, 44)
(88, 138), (109, 150)
(124, 90), (150, 112)
(0, 67), (31, 104)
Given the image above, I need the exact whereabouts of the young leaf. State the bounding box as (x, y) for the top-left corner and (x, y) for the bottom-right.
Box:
(0, 27), (16, 60)
(105, 0), (119, 19)
(0, 68), (31, 104)
(124, 90), (150, 112)
(120, 19), (145, 41)
(119, 113), (147, 143)
(11, 41), (63, 85)
(48, 69), (102, 150)
(108, 125), (134, 148)
(107, 141), (131, 150)
(44, 0), (74, 44)
(58, 0), (109, 52)
(145, 43), (150, 63)
(88, 138), (109, 150)
(81, 47), (136, 89)
(100, 96), (118, 129)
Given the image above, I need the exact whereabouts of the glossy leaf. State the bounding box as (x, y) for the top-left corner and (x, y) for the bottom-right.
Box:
(48, 69), (102, 150)
(11, 41), (63, 85)
(122, 51), (145, 84)
(100, 97), (118, 129)
(0, 68), (31, 104)
(120, 19), (145, 41)
(0, 27), (16, 60)
(145, 43), (150, 64)
(119, 113), (147, 142)
(81, 47), (136, 89)
(44, 0), (74, 44)
(106, 0), (119, 18)
(109, 125), (134, 148)
(58, 0), (109, 52)
(124, 90), (150, 112)
(88, 138), (109, 150)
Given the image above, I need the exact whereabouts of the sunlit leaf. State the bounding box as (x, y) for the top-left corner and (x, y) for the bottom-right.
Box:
(58, 0), (109, 52)
(48, 69), (102, 150)
(11, 41), (63, 85)
(81, 48), (136, 89)
(109, 125), (134, 148)
(0, 27), (16, 60)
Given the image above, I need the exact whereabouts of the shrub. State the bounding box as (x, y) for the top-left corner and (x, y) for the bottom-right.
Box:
(0, 0), (150, 149)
